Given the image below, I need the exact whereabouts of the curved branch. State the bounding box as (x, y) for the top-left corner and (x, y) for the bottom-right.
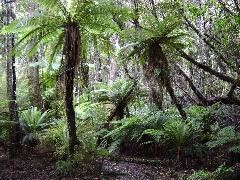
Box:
(184, 16), (234, 69)
(177, 64), (240, 106)
(178, 49), (236, 84)
(176, 64), (208, 105)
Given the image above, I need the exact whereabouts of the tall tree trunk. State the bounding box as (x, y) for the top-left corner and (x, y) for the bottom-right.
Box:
(133, 0), (164, 110)
(28, 55), (43, 109)
(150, 85), (164, 110)
(93, 46), (102, 83)
(4, 0), (22, 158)
(27, 1), (43, 110)
(63, 23), (80, 155)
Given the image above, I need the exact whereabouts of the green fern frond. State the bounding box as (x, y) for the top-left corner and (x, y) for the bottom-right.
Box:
(34, 0), (69, 18)
(46, 32), (64, 68)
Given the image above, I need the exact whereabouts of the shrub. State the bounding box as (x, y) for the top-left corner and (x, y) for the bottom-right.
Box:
(75, 101), (109, 123)
(163, 119), (193, 147)
(188, 164), (234, 180)
(142, 106), (214, 158)
(0, 120), (21, 157)
(42, 121), (69, 157)
(20, 107), (49, 133)
(144, 118), (197, 160)
(43, 119), (107, 176)
(187, 170), (210, 180)
(207, 126), (240, 154)
(0, 120), (18, 148)
(76, 98), (212, 158)
(104, 116), (144, 153)
(186, 106), (215, 141)
(104, 106), (212, 157)
(20, 107), (50, 146)
(0, 129), (7, 143)
(105, 112), (168, 153)
(0, 113), (10, 146)
(56, 146), (98, 176)
(186, 106), (213, 121)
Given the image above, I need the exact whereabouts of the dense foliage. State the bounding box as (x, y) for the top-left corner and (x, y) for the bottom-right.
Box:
(0, 0), (239, 179)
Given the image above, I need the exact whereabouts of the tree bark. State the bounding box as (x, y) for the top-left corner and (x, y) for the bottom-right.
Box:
(177, 64), (240, 106)
(27, 1), (43, 110)
(146, 42), (187, 119)
(63, 23), (80, 155)
(4, 0), (22, 158)
(27, 55), (43, 109)
(178, 49), (236, 84)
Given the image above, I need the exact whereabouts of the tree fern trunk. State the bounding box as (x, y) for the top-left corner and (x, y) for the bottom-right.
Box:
(63, 23), (80, 155)
(147, 42), (186, 119)
(157, 45), (187, 119)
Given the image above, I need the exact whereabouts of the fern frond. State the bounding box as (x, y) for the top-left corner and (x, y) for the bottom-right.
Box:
(27, 27), (63, 58)
(34, 0), (69, 18)
(46, 32), (64, 68)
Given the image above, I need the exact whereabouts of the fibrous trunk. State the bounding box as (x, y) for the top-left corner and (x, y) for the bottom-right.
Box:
(76, 52), (89, 96)
(145, 42), (186, 119)
(63, 23), (80, 155)
(143, 69), (164, 110)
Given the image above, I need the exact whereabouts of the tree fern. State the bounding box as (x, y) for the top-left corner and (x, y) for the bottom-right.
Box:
(1, 0), (132, 154)
(163, 119), (193, 147)
(20, 107), (49, 133)
(34, 0), (69, 17)
(120, 16), (186, 60)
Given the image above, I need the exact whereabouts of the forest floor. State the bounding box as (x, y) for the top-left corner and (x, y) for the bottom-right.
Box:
(0, 147), (195, 179)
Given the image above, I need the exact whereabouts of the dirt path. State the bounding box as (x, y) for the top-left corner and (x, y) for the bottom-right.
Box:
(0, 148), (57, 179)
(0, 147), (191, 179)
(99, 158), (187, 179)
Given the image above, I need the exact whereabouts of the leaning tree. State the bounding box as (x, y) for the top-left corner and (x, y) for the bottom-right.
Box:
(121, 14), (188, 119)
